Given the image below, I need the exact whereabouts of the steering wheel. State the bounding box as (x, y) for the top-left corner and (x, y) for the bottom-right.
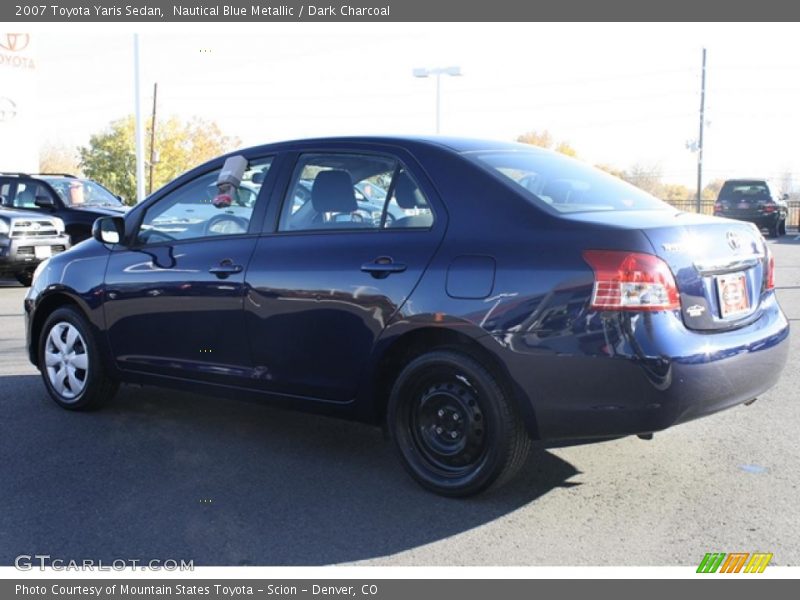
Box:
(204, 214), (250, 236)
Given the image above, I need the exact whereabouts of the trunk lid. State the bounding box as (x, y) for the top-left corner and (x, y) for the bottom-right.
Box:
(567, 210), (769, 331)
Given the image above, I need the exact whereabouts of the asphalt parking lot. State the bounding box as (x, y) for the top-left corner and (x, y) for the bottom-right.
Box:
(1, 237), (798, 567)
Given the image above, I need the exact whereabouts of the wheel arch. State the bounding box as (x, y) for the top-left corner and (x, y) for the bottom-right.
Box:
(365, 325), (540, 440)
(29, 292), (94, 367)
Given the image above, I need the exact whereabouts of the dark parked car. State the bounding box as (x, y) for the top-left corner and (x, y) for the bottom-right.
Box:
(714, 179), (789, 238)
(24, 137), (789, 496)
(0, 173), (128, 245)
(0, 206), (70, 285)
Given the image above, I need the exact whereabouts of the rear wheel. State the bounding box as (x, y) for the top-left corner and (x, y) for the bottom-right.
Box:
(38, 306), (118, 410)
(387, 350), (530, 497)
(15, 271), (33, 287)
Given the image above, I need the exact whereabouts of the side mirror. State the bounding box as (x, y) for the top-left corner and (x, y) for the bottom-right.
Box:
(34, 195), (55, 209)
(92, 216), (125, 245)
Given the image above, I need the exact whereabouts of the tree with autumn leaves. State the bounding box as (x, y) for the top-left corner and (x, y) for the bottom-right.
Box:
(77, 115), (240, 204)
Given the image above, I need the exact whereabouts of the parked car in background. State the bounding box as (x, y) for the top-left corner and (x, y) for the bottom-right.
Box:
(0, 205), (70, 285)
(714, 179), (788, 238)
(24, 137), (789, 496)
(0, 173), (128, 245)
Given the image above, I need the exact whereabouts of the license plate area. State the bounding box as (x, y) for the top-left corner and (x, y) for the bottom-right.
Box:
(716, 271), (749, 318)
(34, 246), (52, 259)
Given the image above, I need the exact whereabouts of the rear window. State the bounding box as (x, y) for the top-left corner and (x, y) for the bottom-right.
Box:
(468, 150), (670, 213)
(718, 181), (771, 202)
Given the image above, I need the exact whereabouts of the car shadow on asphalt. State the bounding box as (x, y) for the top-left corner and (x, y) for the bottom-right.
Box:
(0, 375), (580, 566)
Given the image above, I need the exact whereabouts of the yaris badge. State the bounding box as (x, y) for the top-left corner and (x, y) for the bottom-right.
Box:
(726, 231), (742, 251)
(686, 304), (705, 317)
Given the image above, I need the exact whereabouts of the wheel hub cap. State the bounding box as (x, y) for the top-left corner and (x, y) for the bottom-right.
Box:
(44, 322), (88, 400)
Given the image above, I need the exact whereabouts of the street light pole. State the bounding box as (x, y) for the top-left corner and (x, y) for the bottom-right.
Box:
(133, 34), (145, 204)
(413, 66), (461, 134)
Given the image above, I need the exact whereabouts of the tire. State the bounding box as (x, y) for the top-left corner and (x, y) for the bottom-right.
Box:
(38, 306), (118, 410)
(387, 350), (530, 497)
(779, 218), (787, 236)
(15, 271), (33, 287)
(767, 222), (779, 238)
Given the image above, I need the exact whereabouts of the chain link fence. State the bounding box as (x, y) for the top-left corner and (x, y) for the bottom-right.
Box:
(664, 198), (800, 232)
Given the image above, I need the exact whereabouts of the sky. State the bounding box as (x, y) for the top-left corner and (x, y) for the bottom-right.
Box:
(9, 22), (800, 190)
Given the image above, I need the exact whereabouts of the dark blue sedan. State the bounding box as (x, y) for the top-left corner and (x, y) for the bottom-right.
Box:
(23, 137), (790, 496)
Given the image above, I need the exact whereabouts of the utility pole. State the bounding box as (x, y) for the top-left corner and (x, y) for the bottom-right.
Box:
(133, 34), (145, 204)
(148, 82), (158, 195)
(696, 47), (707, 212)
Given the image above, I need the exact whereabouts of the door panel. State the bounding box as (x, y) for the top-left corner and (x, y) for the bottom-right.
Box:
(243, 229), (440, 401)
(103, 156), (274, 385)
(105, 238), (258, 385)
(242, 150), (444, 402)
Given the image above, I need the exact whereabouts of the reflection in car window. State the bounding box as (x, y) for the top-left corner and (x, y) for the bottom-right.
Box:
(137, 157), (272, 245)
(470, 150), (671, 214)
(44, 178), (122, 208)
(278, 154), (435, 232)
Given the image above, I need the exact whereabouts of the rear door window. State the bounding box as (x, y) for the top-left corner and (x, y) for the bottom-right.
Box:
(278, 153), (435, 232)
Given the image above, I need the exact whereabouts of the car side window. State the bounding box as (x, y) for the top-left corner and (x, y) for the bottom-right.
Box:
(137, 158), (272, 245)
(10, 181), (51, 210)
(383, 168), (434, 229)
(278, 154), (434, 232)
(0, 181), (12, 207)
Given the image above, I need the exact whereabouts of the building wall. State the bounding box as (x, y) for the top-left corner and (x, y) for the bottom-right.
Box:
(0, 32), (38, 172)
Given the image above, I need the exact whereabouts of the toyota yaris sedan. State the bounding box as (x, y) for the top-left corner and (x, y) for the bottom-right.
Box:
(24, 137), (790, 496)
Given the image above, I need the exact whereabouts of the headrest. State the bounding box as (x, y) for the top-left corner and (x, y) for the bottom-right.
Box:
(394, 172), (423, 209)
(311, 170), (357, 214)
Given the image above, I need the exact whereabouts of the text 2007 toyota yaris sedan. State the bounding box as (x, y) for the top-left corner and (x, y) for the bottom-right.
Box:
(24, 137), (790, 496)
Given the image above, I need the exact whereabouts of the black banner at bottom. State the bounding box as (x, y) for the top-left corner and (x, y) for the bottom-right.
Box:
(2, 579), (793, 600)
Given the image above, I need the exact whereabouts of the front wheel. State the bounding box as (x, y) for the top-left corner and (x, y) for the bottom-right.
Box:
(38, 306), (118, 410)
(387, 350), (530, 497)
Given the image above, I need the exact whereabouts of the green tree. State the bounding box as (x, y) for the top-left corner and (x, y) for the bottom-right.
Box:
(78, 115), (240, 204)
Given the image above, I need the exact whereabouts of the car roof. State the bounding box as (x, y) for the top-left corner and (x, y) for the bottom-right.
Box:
(235, 135), (545, 156)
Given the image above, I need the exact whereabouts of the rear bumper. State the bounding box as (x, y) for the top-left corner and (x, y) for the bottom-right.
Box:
(715, 213), (781, 229)
(491, 292), (790, 441)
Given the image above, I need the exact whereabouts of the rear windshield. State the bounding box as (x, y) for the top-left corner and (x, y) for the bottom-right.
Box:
(468, 150), (670, 213)
(718, 181), (771, 202)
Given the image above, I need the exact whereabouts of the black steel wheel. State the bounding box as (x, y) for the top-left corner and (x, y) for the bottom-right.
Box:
(388, 350), (530, 497)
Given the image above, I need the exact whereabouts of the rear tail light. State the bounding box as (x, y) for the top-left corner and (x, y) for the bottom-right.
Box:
(766, 247), (775, 290)
(583, 250), (680, 311)
(713, 202), (722, 213)
(763, 204), (776, 213)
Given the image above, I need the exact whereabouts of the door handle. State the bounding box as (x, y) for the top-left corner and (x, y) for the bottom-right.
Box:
(361, 257), (407, 279)
(209, 259), (243, 279)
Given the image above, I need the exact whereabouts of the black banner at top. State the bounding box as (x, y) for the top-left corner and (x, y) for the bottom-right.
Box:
(2, 0), (800, 22)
